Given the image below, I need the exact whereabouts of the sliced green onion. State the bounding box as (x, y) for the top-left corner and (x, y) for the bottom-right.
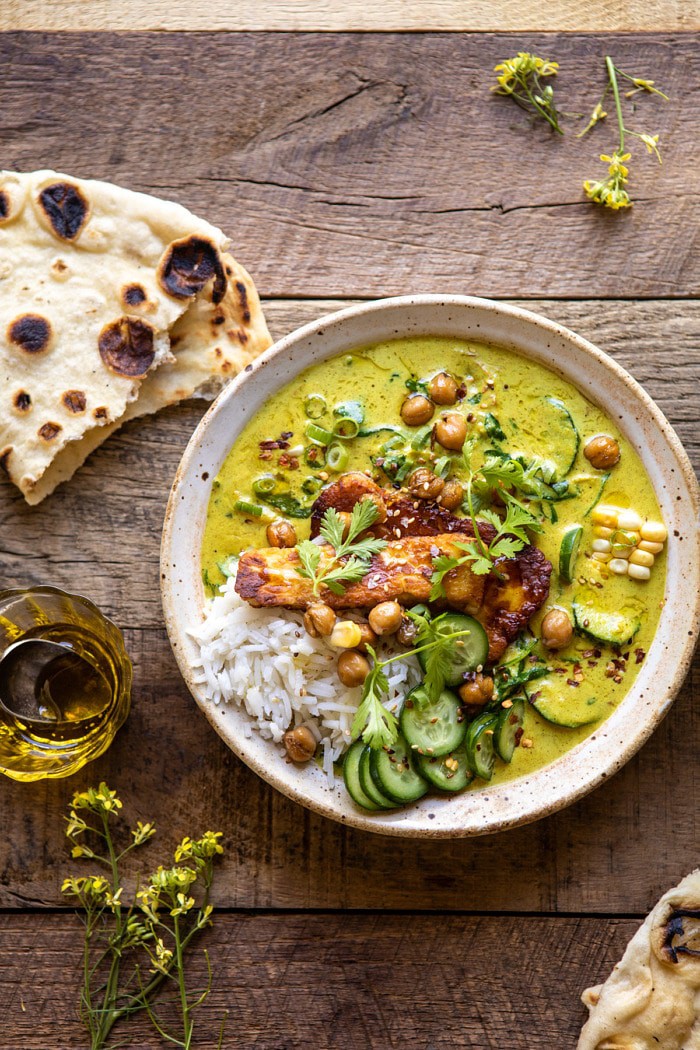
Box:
(410, 425), (432, 450)
(333, 400), (365, 426)
(302, 476), (324, 496)
(326, 442), (349, 473)
(234, 499), (263, 517)
(433, 455), (451, 478)
(304, 393), (327, 419)
(252, 475), (276, 495)
(304, 444), (326, 468)
(379, 435), (405, 454)
(305, 422), (334, 446)
(332, 416), (360, 439)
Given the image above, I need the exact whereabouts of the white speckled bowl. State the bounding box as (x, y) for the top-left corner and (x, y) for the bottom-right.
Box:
(161, 296), (699, 837)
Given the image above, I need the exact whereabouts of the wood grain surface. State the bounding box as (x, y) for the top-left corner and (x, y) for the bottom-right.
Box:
(0, 912), (639, 1049)
(0, 28), (699, 1050)
(1, 33), (698, 299)
(5, 0), (698, 32)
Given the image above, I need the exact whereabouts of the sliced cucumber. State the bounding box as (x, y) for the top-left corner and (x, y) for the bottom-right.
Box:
(369, 735), (429, 803)
(464, 712), (499, 781)
(559, 525), (583, 585)
(358, 746), (399, 809)
(400, 685), (467, 757)
(416, 612), (489, 687)
(343, 741), (383, 811)
(494, 698), (525, 762)
(526, 674), (601, 729)
(510, 396), (580, 480)
(417, 746), (474, 792)
(572, 592), (641, 647)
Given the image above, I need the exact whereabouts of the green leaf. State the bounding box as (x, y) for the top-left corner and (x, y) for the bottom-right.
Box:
(351, 652), (398, 749)
(319, 507), (346, 551)
(296, 540), (321, 581)
(484, 413), (506, 441)
(490, 536), (525, 561)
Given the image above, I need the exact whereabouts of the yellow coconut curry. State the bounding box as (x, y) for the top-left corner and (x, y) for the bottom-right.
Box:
(202, 337), (667, 811)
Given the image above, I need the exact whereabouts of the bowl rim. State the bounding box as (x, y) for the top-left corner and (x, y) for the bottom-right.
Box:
(161, 294), (700, 838)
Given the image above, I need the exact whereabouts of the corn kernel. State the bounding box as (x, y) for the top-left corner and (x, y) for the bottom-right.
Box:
(617, 509), (643, 531)
(640, 521), (667, 543)
(630, 549), (654, 568)
(592, 539), (611, 553)
(627, 563), (651, 581)
(593, 526), (614, 539)
(329, 620), (362, 648)
(593, 552), (611, 563)
(591, 505), (619, 528)
(609, 558), (629, 575)
(639, 540), (664, 554)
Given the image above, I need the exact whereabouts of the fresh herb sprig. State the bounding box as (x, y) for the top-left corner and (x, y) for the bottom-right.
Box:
(492, 52), (563, 134)
(61, 783), (224, 1050)
(295, 500), (387, 597)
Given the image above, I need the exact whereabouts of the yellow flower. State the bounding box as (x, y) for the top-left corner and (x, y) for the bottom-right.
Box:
(132, 821), (156, 846)
(639, 133), (661, 162)
(71, 783), (122, 816)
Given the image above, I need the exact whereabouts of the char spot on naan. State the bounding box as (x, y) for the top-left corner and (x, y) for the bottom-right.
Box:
(98, 317), (156, 378)
(235, 280), (251, 323)
(93, 406), (108, 420)
(122, 283), (147, 307)
(158, 236), (227, 305)
(62, 390), (87, 414)
(0, 447), (11, 475)
(38, 422), (62, 441)
(0, 190), (9, 221)
(8, 314), (52, 353)
(13, 391), (32, 412)
(38, 182), (89, 240)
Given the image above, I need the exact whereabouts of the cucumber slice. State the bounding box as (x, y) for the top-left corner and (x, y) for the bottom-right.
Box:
(416, 613), (489, 687)
(464, 712), (498, 781)
(417, 746), (474, 792)
(510, 396), (580, 480)
(358, 746), (399, 809)
(343, 741), (383, 811)
(559, 525), (583, 584)
(400, 685), (467, 757)
(572, 592), (641, 647)
(369, 735), (429, 803)
(526, 674), (601, 728)
(494, 698), (525, 762)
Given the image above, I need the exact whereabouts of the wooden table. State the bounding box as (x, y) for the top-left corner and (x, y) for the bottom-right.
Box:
(0, 16), (698, 1049)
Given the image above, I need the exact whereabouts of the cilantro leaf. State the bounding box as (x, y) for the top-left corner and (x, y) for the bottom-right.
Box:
(296, 539), (321, 582)
(351, 649), (398, 749)
(296, 499), (387, 597)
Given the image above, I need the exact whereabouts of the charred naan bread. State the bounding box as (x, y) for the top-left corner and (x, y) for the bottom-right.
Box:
(578, 869), (700, 1050)
(0, 170), (270, 503)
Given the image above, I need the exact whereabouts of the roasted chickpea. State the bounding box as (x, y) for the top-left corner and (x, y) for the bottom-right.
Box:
(458, 673), (494, 706)
(355, 622), (378, 654)
(266, 519), (297, 548)
(396, 615), (418, 647)
(541, 608), (573, 650)
(337, 650), (371, 687)
(408, 467), (445, 501)
(584, 434), (621, 470)
(435, 412), (467, 451)
(440, 479), (464, 511)
(368, 600), (403, 636)
(401, 394), (434, 427)
(283, 725), (317, 763)
(303, 602), (336, 638)
(428, 371), (458, 405)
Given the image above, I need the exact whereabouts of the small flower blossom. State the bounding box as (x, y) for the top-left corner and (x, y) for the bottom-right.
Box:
(638, 132), (661, 162)
(132, 821), (156, 846)
(71, 783), (122, 816)
(584, 150), (633, 210)
(492, 52), (562, 133)
(150, 937), (174, 974)
(171, 892), (196, 917)
(65, 810), (89, 840)
(70, 844), (97, 860)
(62, 875), (111, 903)
(175, 831), (224, 866)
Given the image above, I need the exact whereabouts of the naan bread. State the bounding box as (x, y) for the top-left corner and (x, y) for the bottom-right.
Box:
(578, 870), (700, 1050)
(0, 170), (271, 503)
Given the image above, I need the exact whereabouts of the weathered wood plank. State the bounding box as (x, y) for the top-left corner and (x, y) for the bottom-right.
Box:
(0, 911), (639, 1048)
(4, 0), (697, 33)
(0, 625), (696, 913)
(0, 33), (697, 297)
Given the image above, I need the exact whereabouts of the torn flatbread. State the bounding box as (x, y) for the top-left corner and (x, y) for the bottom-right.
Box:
(578, 869), (700, 1050)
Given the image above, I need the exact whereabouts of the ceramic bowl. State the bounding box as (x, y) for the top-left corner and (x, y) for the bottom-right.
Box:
(161, 296), (699, 837)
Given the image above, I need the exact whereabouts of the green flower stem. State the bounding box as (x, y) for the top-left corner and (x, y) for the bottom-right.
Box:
(606, 56), (625, 151)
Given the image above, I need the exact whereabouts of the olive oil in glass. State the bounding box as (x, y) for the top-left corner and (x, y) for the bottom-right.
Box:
(0, 588), (132, 780)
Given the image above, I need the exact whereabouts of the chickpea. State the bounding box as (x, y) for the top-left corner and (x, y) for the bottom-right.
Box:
(368, 600), (403, 636)
(584, 434), (621, 471)
(408, 467), (445, 501)
(283, 725), (317, 763)
(435, 412), (467, 451)
(440, 479), (464, 511)
(355, 622), (378, 654)
(396, 615), (418, 647)
(337, 650), (371, 687)
(458, 673), (494, 706)
(541, 608), (573, 651)
(266, 519), (297, 548)
(303, 602), (336, 638)
(401, 394), (434, 427)
(428, 371), (458, 405)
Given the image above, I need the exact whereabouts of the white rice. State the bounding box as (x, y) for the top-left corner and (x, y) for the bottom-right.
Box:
(189, 571), (421, 784)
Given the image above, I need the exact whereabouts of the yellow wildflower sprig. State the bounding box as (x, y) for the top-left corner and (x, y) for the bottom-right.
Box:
(492, 52), (563, 134)
(582, 56), (667, 210)
(61, 783), (224, 1050)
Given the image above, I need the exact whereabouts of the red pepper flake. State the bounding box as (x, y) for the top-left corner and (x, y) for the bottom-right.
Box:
(634, 647), (646, 664)
(566, 679), (580, 688)
(514, 727), (524, 746)
(258, 450), (273, 461)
